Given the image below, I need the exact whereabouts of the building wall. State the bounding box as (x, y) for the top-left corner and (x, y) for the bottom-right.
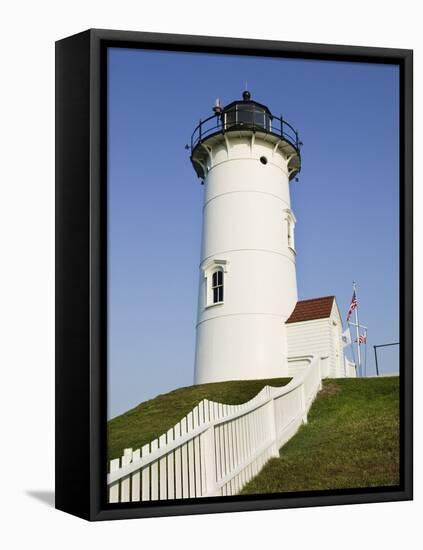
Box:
(286, 301), (346, 378)
(329, 301), (346, 377)
(287, 318), (332, 376)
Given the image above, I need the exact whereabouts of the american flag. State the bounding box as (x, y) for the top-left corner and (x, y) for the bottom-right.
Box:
(355, 334), (367, 345)
(346, 291), (358, 321)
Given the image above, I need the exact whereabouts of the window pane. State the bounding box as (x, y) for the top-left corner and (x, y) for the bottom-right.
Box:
(253, 109), (265, 128)
(217, 270), (223, 285)
(212, 271), (218, 287)
(218, 286), (223, 302)
(213, 287), (219, 303)
(237, 106), (254, 126)
(224, 108), (236, 127)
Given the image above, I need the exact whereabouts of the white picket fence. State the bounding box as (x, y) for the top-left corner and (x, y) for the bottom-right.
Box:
(108, 355), (323, 503)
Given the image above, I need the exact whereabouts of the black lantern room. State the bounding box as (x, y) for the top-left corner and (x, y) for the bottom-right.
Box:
(220, 90), (272, 132)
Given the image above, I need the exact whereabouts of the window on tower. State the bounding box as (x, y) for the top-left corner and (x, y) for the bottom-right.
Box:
(285, 209), (296, 252)
(203, 260), (227, 308)
(287, 219), (294, 250)
(211, 269), (224, 304)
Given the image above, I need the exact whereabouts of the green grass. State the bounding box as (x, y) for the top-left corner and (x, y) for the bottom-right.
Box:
(108, 377), (291, 461)
(241, 377), (400, 494)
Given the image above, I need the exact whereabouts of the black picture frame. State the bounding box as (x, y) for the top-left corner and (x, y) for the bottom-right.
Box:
(55, 28), (413, 521)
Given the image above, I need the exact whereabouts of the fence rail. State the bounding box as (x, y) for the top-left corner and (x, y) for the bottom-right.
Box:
(108, 355), (322, 503)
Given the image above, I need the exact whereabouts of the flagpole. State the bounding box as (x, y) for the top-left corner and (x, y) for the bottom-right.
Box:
(349, 323), (357, 372)
(353, 281), (362, 377)
(364, 328), (368, 377)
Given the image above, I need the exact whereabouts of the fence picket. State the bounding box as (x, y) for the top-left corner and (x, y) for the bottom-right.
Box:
(248, 414), (254, 469)
(233, 409), (240, 472)
(227, 416), (234, 475)
(174, 422), (182, 499)
(159, 433), (167, 500)
(239, 414), (246, 466)
(167, 428), (175, 500)
(131, 448), (141, 502)
(141, 443), (150, 501)
(193, 406), (202, 497)
(187, 411), (196, 497)
(120, 449), (132, 502)
(223, 405), (230, 479)
(243, 413), (249, 465)
(199, 401), (207, 496)
(150, 439), (159, 500)
(109, 458), (120, 503)
(181, 417), (189, 498)
(215, 403), (223, 483)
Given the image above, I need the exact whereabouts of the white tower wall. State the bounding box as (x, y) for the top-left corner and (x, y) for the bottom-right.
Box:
(194, 136), (298, 384)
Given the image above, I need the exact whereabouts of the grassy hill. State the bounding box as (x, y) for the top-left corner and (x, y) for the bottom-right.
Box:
(241, 377), (400, 493)
(108, 377), (291, 461)
(108, 376), (400, 492)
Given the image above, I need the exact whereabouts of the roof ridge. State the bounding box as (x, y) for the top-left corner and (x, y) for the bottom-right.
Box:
(296, 295), (335, 303)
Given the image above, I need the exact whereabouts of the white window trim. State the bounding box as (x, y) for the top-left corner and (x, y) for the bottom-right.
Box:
(203, 259), (228, 308)
(284, 208), (296, 253)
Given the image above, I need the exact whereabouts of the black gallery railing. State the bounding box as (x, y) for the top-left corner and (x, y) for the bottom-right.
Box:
(191, 105), (301, 153)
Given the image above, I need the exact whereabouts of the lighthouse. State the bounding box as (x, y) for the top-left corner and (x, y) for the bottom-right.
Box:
(190, 91), (302, 384)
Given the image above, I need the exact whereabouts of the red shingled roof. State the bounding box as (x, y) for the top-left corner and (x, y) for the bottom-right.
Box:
(286, 296), (335, 324)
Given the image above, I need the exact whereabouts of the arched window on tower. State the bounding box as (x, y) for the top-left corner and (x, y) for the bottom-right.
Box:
(287, 219), (295, 250)
(203, 260), (227, 308)
(284, 209), (296, 253)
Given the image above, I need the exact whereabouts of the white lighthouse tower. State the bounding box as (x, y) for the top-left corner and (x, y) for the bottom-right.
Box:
(190, 91), (302, 384)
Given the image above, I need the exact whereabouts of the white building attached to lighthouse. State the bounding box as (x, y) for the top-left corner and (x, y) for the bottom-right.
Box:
(285, 296), (350, 378)
(190, 91), (355, 384)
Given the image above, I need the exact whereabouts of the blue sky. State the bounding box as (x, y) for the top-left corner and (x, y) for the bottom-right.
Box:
(107, 48), (399, 419)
